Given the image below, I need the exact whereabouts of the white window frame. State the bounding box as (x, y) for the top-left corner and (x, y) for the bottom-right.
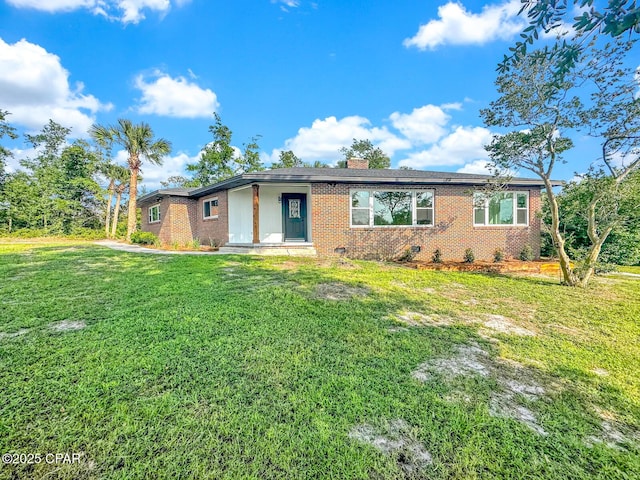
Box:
(473, 191), (529, 227)
(148, 204), (161, 224)
(203, 197), (219, 219)
(349, 189), (435, 228)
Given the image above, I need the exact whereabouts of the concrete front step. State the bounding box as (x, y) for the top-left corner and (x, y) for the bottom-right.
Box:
(219, 245), (317, 256)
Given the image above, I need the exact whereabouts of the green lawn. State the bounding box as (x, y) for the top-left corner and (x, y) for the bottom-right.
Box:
(0, 241), (638, 479)
(618, 265), (640, 274)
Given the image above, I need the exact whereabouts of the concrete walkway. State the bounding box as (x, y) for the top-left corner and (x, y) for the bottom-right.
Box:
(95, 239), (224, 255)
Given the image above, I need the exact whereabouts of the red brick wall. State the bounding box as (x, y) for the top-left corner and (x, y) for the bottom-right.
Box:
(141, 197), (196, 245)
(142, 183), (542, 260)
(141, 198), (172, 244)
(195, 191), (229, 247)
(311, 183), (542, 261)
(141, 193), (229, 247)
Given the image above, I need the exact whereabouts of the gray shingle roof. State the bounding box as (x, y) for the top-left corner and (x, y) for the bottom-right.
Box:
(139, 167), (559, 204)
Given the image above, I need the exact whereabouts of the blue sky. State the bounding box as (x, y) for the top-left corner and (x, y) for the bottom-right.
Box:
(0, 0), (629, 188)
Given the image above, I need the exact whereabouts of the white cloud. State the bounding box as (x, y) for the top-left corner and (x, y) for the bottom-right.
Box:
(456, 160), (492, 174)
(0, 38), (111, 136)
(272, 0), (300, 11)
(403, 0), (524, 50)
(398, 126), (494, 168)
(6, 0), (189, 24)
(134, 71), (219, 118)
(389, 104), (454, 144)
(5, 147), (37, 173)
(270, 115), (410, 164)
(114, 149), (198, 190)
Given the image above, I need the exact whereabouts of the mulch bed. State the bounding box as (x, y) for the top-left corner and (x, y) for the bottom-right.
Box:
(403, 259), (564, 274)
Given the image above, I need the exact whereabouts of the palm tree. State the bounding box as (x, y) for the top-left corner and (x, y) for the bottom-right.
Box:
(90, 120), (171, 241)
(110, 172), (141, 238)
(101, 162), (130, 238)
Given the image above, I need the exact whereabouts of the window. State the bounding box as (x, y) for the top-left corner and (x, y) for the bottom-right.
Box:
(473, 191), (528, 226)
(148, 204), (161, 223)
(351, 191), (370, 226)
(350, 190), (434, 227)
(203, 197), (219, 219)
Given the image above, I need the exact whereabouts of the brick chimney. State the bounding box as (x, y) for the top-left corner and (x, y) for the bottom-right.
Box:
(346, 157), (369, 169)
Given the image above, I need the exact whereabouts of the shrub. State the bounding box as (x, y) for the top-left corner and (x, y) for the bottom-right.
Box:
(171, 241), (180, 250)
(190, 238), (201, 250)
(5, 228), (50, 238)
(432, 248), (443, 264)
(519, 245), (534, 261)
(463, 248), (475, 263)
(130, 231), (158, 245)
(115, 223), (128, 239)
(493, 249), (505, 263)
(397, 248), (416, 263)
(69, 228), (105, 240)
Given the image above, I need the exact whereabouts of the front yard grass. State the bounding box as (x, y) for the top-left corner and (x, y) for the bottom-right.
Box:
(618, 265), (640, 274)
(0, 241), (638, 479)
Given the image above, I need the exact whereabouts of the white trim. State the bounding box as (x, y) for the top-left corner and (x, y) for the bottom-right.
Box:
(148, 204), (161, 224)
(203, 196), (219, 219)
(473, 191), (529, 227)
(349, 188), (435, 228)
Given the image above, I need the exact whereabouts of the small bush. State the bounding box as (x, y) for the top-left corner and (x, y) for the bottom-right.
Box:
(594, 263), (618, 274)
(171, 241), (180, 250)
(69, 228), (105, 240)
(432, 248), (443, 264)
(463, 248), (475, 263)
(190, 238), (201, 250)
(130, 231), (158, 245)
(397, 248), (416, 263)
(493, 249), (505, 263)
(115, 223), (128, 239)
(5, 228), (50, 238)
(519, 245), (534, 261)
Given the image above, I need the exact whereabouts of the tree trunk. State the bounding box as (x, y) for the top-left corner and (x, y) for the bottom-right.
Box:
(126, 167), (138, 242)
(543, 178), (578, 286)
(578, 240), (606, 287)
(8, 216), (11, 233)
(105, 179), (115, 238)
(578, 199), (614, 287)
(111, 188), (123, 238)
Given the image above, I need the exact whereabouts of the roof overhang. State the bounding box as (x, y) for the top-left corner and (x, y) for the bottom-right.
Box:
(138, 170), (562, 203)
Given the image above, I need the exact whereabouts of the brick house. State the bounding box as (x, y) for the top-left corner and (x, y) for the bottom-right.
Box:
(138, 159), (557, 260)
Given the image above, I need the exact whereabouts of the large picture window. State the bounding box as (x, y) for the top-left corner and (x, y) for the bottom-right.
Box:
(148, 204), (161, 224)
(350, 190), (434, 227)
(203, 198), (219, 219)
(473, 191), (528, 226)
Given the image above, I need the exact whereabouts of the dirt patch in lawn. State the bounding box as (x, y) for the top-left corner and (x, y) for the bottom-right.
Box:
(412, 343), (491, 381)
(478, 314), (537, 337)
(586, 421), (640, 450)
(313, 283), (369, 301)
(390, 310), (536, 338)
(349, 419), (433, 473)
(413, 343), (549, 435)
(271, 260), (302, 270)
(50, 320), (87, 332)
(0, 329), (30, 340)
(393, 311), (458, 327)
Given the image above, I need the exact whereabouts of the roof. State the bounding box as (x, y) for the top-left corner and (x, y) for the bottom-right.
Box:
(138, 167), (561, 204)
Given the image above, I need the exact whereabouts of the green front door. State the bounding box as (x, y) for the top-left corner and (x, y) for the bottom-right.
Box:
(282, 193), (307, 242)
